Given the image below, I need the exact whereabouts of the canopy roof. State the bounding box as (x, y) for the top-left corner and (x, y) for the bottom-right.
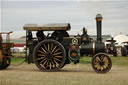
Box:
(114, 34), (128, 45)
(23, 23), (71, 31)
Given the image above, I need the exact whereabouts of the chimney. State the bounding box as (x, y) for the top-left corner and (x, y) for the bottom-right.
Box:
(96, 14), (103, 43)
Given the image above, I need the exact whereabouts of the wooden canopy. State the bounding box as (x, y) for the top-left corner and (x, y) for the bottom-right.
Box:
(23, 23), (71, 31)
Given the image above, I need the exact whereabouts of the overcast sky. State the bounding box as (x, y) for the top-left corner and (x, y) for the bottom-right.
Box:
(1, 0), (128, 38)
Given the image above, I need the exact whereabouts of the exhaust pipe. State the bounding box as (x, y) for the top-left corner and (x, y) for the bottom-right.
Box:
(96, 14), (102, 43)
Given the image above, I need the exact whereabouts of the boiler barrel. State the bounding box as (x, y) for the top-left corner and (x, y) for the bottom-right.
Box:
(80, 42), (105, 55)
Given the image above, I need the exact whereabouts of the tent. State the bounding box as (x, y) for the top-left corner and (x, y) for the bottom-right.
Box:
(114, 34), (128, 46)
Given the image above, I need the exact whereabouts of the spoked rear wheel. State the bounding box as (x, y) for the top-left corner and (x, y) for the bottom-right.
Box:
(92, 53), (112, 73)
(0, 57), (11, 69)
(33, 39), (66, 72)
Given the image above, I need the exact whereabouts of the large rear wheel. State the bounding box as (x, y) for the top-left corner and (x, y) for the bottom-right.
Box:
(33, 39), (66, 71)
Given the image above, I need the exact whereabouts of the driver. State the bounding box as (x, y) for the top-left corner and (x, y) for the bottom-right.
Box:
(36, 30), (46, 42)
(81, 27), (90, 44)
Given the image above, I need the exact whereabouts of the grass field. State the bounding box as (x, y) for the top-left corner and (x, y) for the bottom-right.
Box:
(0, 56), (128, 85)
(11, 56), (128, 66)
(80, 56), (128, 66)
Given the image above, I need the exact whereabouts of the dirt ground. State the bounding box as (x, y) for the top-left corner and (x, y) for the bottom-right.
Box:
(0, 63), (128, 85)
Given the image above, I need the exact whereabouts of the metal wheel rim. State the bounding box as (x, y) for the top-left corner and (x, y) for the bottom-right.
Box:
(33, 39), (66, 72)
(92, 53), (112, 73)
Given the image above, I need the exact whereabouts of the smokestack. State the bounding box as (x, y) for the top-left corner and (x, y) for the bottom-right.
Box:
(96, 14), (103, 43)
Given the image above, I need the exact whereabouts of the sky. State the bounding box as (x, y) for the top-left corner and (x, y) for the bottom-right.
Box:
(1, 0), (128, 38)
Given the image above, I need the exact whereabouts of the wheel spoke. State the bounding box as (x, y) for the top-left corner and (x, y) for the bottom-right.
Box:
(42, 60), (47, 68)
(97, 65), (101, 70)
(53, 52), (62, 56)
(40, 59), (46, 64)
(94, 64), (98, 68)
(44, 44), (48, 51)
(104, 60), (109, 64)
(48, 44), (50, 51)
(41, 47), (47, 53)
(37, 57), (45, 60)
(103, 65), (106, 69)
(94, 61), (99, 65)
(103, 57), (107, 62)
(54, 60), (59, 67)
(38, 54), (46, 57)
(96, 57), (101, 62)
(49, 62), (52, 69)
(41, 64), (46, 69)
(104, 62), (109, 67)
(101, 66), (104, 71)
(46, 61), (49, 69)
(54, 56), (63, 58)
(38, 50), (45, 54)
(54, 57), (61, 62)
(54, 48), (60, 53)
(101, 56), (104, 61)
(51, 61), (55, 68)
(51, 43), (53, 51)
(52, 46), (57, 52)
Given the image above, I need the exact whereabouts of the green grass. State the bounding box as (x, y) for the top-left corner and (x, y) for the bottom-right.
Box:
(111, 56), (128, 66)
(79, 57), (91, 64)
(10, 55), (128, 66)
(79, 56), (128, 66)
(11, 57), (26, 64)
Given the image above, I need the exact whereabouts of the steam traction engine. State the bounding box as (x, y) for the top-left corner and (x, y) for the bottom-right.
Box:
(106, 37), (118, 56)
(0, 32), (14, 69)
(24, 14), (112, 73)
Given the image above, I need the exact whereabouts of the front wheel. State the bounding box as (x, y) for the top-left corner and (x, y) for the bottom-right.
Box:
(33, 39), (66, 72)
(92, 53), (112, 73)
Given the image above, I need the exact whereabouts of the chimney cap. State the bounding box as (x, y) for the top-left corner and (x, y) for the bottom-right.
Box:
(96, 14), (102, 19)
